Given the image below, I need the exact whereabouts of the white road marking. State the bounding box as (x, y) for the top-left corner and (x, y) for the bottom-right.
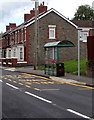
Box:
(67, 109), (90, 119)
(6, 83), (19, 90)
(5, 68), (16, 71)
(0, 80), (2, 82)
(25, 91), (52, 104)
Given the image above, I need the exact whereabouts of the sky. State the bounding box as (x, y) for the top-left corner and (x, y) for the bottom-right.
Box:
(0, 0), (94, 33)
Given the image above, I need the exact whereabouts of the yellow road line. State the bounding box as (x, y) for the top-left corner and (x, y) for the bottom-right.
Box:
(21, 73), (52, 81)
(23, 73), (49, 80)
(31, 79), (40, 81)
(47, 82), (55, 84)
(19, 79), (26, 81)
(66, 82), (94, 89)
(25, 85), (31, 88)
(33, 82), (40, 84)
(34, 88), (40, 91)
(37, 79), (47, 81)
(40, 82), (48, 84)
(40, 89), (60, 91)
(31, 79), (47, 82)
(79, 88), (91, 90)
(25, 82), (32, 85)
(52, 79), (94, 89)
(12, 81), (17, 83)
(18, 83), (24, 85)
(7, 79), (12, 81)
(26, 80), (33, 81)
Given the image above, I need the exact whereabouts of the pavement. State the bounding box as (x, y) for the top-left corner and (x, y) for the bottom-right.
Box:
(0, 66), (94, 87)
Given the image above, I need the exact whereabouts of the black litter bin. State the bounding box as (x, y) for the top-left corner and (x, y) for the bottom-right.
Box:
(56, 63), (65, 77)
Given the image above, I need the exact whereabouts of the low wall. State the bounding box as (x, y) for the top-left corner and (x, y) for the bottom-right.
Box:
(0, 58), (28, 67)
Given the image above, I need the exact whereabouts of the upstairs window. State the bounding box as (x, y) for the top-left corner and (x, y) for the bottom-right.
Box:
(48, 25), (56, 39)
(79, 31), (89, 41)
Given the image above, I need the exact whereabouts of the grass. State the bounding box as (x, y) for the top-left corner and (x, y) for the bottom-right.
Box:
(37, 59), (88, 76)
(37, 65), (45, 70)
(63, 59), (87, 75)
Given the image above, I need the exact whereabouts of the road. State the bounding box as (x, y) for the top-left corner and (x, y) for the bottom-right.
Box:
(0, 68), (93, 119)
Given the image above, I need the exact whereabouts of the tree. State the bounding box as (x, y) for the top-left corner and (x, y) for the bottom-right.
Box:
(73, 5), (94, 20)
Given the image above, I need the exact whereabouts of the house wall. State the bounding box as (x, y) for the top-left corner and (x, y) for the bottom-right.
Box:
(25, 26), (31, 64)
(2, 9), (88, 66)
(29, 12), (86, 64)
(2, 27), (27, 62)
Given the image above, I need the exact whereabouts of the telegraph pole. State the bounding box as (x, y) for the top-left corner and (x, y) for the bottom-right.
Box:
(31, 0), (39, 70)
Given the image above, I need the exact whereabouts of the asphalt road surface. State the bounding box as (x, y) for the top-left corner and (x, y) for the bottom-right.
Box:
(0, 68), (93, 119)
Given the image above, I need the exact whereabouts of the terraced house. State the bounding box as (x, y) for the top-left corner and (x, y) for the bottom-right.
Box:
(1, 2), (94, 66)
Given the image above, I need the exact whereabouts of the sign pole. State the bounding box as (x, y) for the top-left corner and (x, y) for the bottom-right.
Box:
(78, 29), (81, 77)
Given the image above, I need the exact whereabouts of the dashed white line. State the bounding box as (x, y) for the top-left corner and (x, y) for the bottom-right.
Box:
(4, 82), (92, 120)
(67, 109), (91, 119)
(25, 91), (52, 104)
(0, 80), (2, 82)
(6, 83), (19, 90)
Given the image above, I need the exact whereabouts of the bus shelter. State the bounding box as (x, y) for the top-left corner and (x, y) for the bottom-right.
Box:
(44, 40), (75, 76)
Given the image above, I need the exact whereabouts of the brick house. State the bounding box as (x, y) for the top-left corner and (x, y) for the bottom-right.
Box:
(1, 3), (94, 66)
(71, 20), (94, 60)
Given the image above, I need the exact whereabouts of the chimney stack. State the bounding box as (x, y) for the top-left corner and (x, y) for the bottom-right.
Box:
(6, 23), (16, 31)
(38, 2), (47, 14)
(9, 23), (16, 29)
(24, 14), (32, 21)
(24, 2), (47, 22)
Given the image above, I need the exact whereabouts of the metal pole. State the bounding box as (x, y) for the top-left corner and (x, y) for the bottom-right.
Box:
(78, 30), (80, 77)
(31, 0), (39, 70)
(33, 0), (38, 70)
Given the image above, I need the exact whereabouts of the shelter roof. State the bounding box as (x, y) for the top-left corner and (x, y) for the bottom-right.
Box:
(44, 40), (75, 48)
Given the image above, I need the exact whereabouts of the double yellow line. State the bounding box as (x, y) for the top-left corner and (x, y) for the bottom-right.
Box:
(52, 79), (94, 89)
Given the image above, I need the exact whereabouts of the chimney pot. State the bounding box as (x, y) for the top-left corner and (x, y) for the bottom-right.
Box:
(38, 2), (47, 14)
(6, 26), (10, 31)
(43, 1), (44, 5)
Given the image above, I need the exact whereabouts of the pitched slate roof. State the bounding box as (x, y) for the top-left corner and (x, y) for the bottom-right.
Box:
(25, 8), (78, 28)
(3, 8), (79, 37)
(71, 20), (94, 28)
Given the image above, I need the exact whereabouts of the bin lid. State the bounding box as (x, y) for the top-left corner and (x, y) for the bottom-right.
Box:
(44, 40), (75, 48)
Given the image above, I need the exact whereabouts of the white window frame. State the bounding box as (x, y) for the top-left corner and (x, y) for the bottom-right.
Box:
(0, 49), (2, 58)
(6, 48), (11, 58)
(18, 30), (20, 43)
(15, 31), (17, 43)
(20, 47), (23, 60)
(25, 28), (26, 41)
(48, 25), (56, 39)
(80, 31), (89, 41)
(21, 29), (24, 42)
(12, 47), (17, 58)
(17, 46), (24, 61)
